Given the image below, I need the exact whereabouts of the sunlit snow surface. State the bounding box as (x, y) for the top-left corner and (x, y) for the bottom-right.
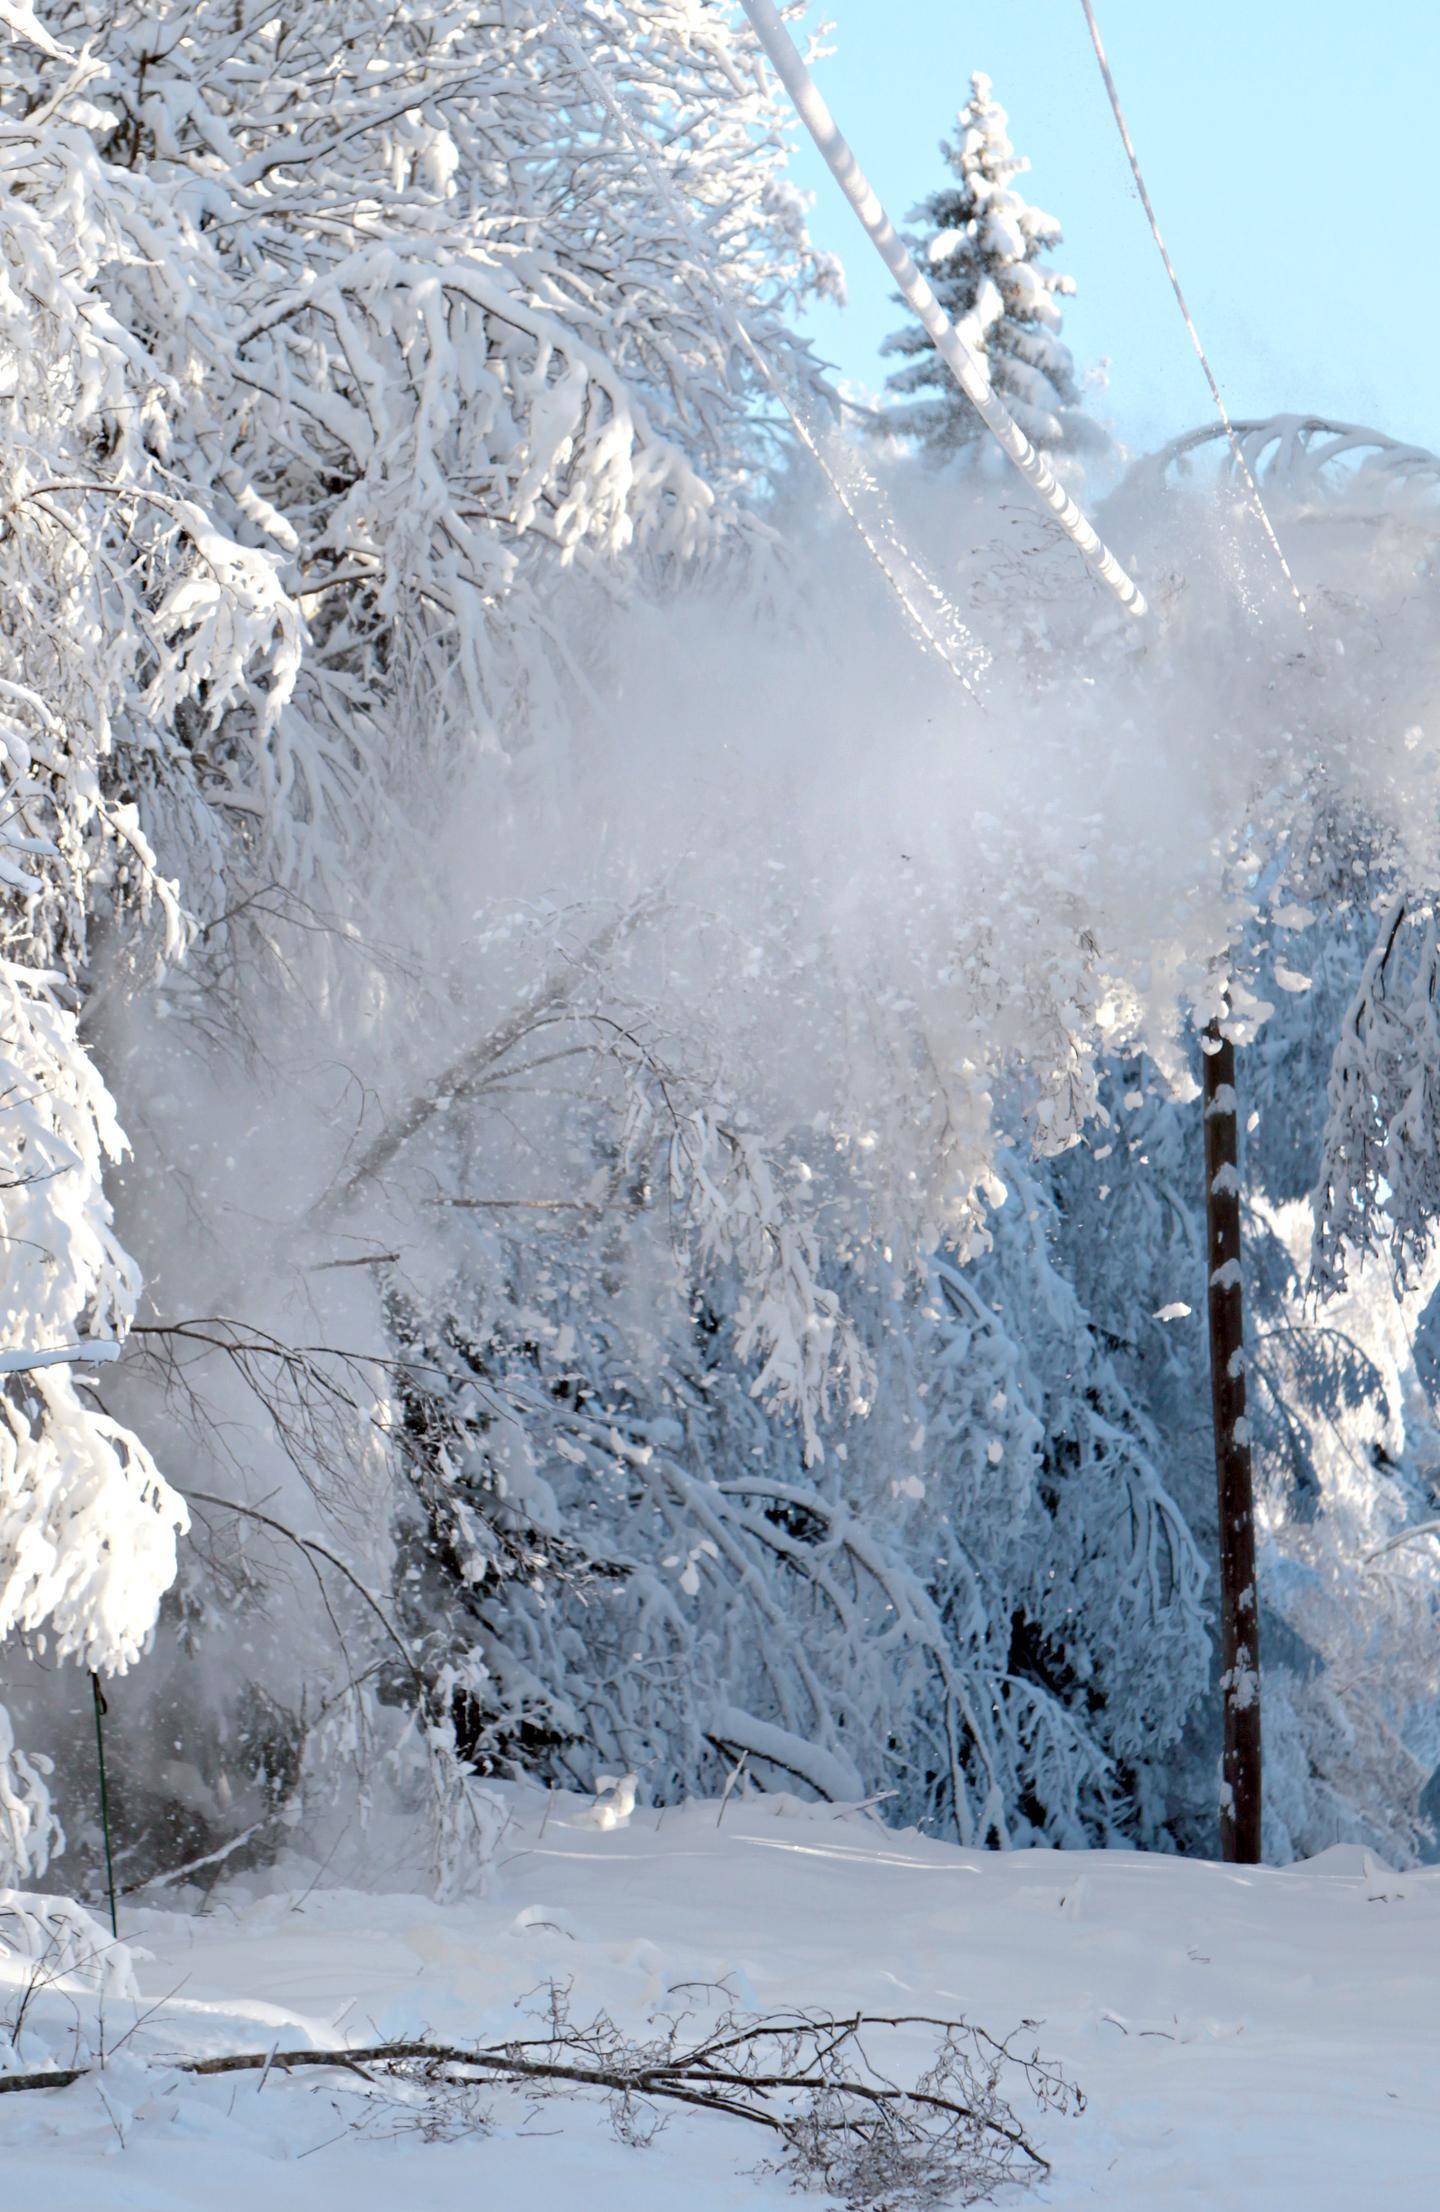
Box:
(3, 1788), (1435, 2208)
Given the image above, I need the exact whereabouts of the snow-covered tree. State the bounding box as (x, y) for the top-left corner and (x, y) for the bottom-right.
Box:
(881, 73), (1096, 459)
(0, 0), (841, 1886)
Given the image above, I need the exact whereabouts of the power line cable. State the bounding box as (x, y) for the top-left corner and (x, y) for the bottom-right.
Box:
(737, 0), (1148, 620)
(1077, 0), (1311, 632)
(549, 1), (991, 706)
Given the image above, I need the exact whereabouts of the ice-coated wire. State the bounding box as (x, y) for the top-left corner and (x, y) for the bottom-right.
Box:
(548, 0), (991, 706)
(737, 0), (1148, 620)
(1077, 0), (1310, 631)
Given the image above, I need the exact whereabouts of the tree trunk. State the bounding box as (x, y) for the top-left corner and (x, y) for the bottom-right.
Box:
(1202, 1016), (1262, 1863)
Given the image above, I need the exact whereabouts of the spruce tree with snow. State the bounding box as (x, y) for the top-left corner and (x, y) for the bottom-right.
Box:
(881, 73), (1097, 459)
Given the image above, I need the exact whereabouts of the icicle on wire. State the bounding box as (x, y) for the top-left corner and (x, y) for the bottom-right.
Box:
(737, 0), (1147, 620)
(1077, 0), (1311, 632)
(727, 352), (992, 704)
(549, 2), (989, 706)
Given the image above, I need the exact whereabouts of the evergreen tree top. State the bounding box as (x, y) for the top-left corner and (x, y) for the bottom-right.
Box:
(881, 71), (1098, 459)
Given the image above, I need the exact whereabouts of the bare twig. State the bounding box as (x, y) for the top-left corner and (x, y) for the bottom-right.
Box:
(185, 1490), (426, 1697)
(312, 903), (654, 1220)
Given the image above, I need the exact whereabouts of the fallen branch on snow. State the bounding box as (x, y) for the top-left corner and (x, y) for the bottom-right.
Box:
(0, 1987), (1082, 2206)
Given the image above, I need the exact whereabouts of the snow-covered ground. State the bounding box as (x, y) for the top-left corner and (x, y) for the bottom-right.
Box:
(4, 1787), (1437, 2209)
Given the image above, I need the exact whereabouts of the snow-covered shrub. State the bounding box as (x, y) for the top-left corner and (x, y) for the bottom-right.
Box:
(0, 1709), (60, 1890)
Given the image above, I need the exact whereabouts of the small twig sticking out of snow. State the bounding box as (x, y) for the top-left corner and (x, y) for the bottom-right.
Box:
(716, 1752), (749, 1828)
(833, 1790), (899, 1822)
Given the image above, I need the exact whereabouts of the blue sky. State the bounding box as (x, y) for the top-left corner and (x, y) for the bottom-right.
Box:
(784, 0), (1438, 457)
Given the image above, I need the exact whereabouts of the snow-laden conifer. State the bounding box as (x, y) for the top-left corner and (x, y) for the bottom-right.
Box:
(881, 73), (1097, 458)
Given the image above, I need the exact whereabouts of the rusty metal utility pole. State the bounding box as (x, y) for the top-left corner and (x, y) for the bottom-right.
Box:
(1202, 1015), (1262, 1863)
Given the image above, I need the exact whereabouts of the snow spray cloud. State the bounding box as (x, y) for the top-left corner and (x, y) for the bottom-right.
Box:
(403, 447), (1440, 1253)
